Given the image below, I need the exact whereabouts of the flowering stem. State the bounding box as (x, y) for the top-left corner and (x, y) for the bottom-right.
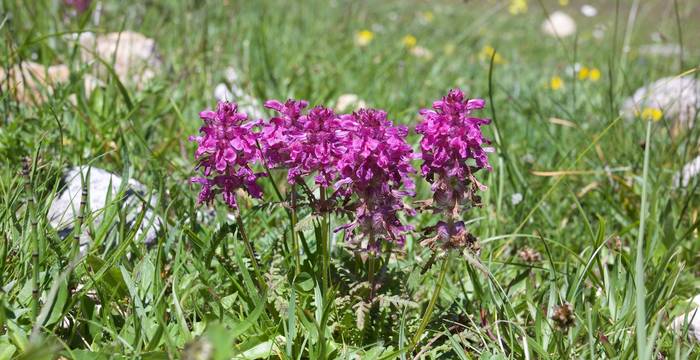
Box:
(319, 187), (329, 292)
(256, 142), (301, 274)
(410, 253), (450, 351)
(367, 230), (377, 300)
(234, 205), (267, 292)
(635, 118), (652, 359)
(291, 185), (300, 272)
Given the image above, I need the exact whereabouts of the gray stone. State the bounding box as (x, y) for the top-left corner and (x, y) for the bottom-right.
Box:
(673, 155), (700, 188)
(76, 31), (163, 88)
(213, 67), (263, 118)
(639, 44), (682, 57)
(621, 76), (699, 130)
(48, 166), (162, 250)
(671, 296), (700, 342)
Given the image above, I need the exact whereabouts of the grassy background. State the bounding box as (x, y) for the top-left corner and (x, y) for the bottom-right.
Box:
(1, 0), (699, 358)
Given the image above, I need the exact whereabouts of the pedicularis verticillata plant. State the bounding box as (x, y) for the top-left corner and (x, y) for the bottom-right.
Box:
(189, 88), (492, 348)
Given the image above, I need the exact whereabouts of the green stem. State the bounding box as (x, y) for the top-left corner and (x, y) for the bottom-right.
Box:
(410, 254), (450, 351)
(256, 140), (300, 274)
(0, 233), (7, 287)
(73, 176), (88, 258)
(31, 218), (38, 320)
(291, 185), (300, 272)
(367, 230), (377, 300)
(234, 205), (267, 292)
(319, 188), (329, 292)
(635, 119), (652, 360)
(25, 166), (39, 320)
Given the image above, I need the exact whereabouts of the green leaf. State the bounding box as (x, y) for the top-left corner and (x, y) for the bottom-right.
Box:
(0, 343), (16, 360)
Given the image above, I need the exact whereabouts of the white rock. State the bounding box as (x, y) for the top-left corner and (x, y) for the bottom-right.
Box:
(48, 166), (162, 249)
(621, 76), (699, 130)
(214, 83), (234, 102)
(580, 5), (597, 17)
(334, 94), (367, 112)
(77, 31), (162, 87)
(83, 74), (104, 96)
(671, 297), (700, 342)
(0, 62), (70, 104)
(638, 44), (682, 57)
(213, 67), (263, 119)
(542, 11), (577, 38)
(673, 155), (700, 188)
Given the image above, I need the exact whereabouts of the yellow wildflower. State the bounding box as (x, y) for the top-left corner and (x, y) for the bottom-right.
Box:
(480, 45), (505, 64)
(578, 66), (590, 80)
(355, 30), (374, 47)
(550, 76), (563, 90)
(509, 0), (527, 15)
(559, 0), (569, 5)
(640, 107), (663, 122)
(402, 34), (417, 48)
(578, 66), (601, 81)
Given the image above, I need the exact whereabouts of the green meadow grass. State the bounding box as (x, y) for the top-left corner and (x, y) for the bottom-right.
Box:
(1, 0), (699, 358)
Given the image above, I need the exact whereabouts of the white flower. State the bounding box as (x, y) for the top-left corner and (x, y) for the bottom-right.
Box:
(410, 46), (433, 60)
(580, 4), (597, 17)
(593, 24), (606, 39)
(542, 11), (576, 38)
(224, 66), (239, 83)
(511, 193), (523, 205)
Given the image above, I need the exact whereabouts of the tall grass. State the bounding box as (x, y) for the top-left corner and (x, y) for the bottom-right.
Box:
(1, 0), (699, 358)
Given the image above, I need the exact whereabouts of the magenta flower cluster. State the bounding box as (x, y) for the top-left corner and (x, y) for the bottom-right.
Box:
(189, 102), (264, 209)
(190, 88), (492, 248)
(259, 100), (348, 187)
(65, 0), (91, 13)
(416, 89), (493, 211)
(333, 109), (417, 247)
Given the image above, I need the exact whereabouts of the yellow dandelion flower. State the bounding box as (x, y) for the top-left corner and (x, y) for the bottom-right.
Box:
(355, 30), (374, 47)
(640, 107), (663, 122)
(578, 66), (590, 80)
(508, 0), (528, 15)
(402, 34), (417, 48)
(550, 76), (564, 90)
(589, 68), (601, 81)
(480, 45), (505, 64)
